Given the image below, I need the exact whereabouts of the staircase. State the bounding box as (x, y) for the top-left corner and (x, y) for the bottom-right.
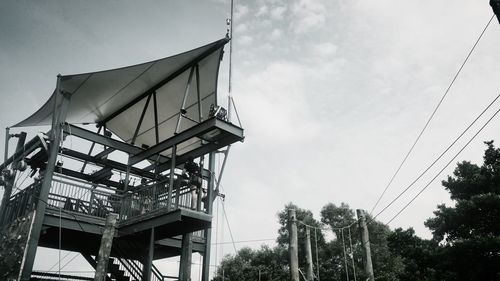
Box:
(81, 251), (165, 281)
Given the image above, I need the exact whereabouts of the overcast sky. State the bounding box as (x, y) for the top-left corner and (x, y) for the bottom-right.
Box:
(1, 0), (500, 279)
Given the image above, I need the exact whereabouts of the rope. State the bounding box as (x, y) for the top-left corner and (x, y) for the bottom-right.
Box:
(220, 197), (237, 254)
(369, 14), (496, 215)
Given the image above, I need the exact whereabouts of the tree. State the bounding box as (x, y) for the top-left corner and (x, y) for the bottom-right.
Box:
(387, 228), (440, 281)
(212, 246), (289, 281)
(425, 141), (500, 281)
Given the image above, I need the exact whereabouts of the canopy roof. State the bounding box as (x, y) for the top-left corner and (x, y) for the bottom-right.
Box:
(15, 38), (228, 152)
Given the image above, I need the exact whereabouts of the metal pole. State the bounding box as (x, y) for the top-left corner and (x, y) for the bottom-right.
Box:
(201, 152), (215, 281)
(195, 65), (203, 122)
(175, 67), (195, 134)
(142, 228), (155, 281)
(94, 213), (118, 281)
(288, 209), (299, 281)
(4, 127), (9, 164)
(305, 227), (314, 281)
(167, 145), (177, 211)
(356, 209), (374, 281)
(20, 76), (71, 281)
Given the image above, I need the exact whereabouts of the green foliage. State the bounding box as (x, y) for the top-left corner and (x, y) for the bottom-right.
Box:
(424, 141), (500, 280)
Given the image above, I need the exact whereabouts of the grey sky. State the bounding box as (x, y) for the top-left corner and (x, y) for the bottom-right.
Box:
(1, 0), (500, 278)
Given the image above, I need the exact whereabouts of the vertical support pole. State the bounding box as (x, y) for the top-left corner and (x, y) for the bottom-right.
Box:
(167, 146), (176, 211)
(94, 213), (118, 281)
(305, 227), (314, 281)
(288, 209), (299, 281)
(4, 127), (9, 164)
(201, 152), (215, 281)
(142, 228), (155, 281)
(195, 65), (203, 122)
(356, 209), (374, 281)
(175, 67), (195, 134)
(179, 233), (193, 281)
(0, 132), (26, 223)
(20, 76), (71, 281)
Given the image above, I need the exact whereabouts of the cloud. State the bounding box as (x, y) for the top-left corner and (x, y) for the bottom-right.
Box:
(269, 28), (283, 40)
(290, 0), (326, 34)
(234, 4), (250, 19)
(312, 42), (338, 57)
(238, 35), (254, 45)
(270, 6), (287, 21)
(235, 23), (248, 33)
(256, 5), (268, 17)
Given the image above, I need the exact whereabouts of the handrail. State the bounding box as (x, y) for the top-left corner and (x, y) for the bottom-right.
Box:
(31, 271), (93, 281)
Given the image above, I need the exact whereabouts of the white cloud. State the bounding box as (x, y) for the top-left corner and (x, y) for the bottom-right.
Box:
(235, 23), (248, 33)
(312, 42), (338, 57)
(269, 28), (283, 40)
(234, 4), (249, 19)
(256, 5), (268, 17)
(290, 0), (326, 34)
(238, 34), (254, 45)
(270, 6), (286, 21)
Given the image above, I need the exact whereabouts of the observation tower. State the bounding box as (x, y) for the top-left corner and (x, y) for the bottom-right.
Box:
(0, 38), (244, 281)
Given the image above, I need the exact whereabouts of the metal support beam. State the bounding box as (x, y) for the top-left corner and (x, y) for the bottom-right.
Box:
(142, 228), (155, 281)
(195, 65), (203, 122)
(167, 146), (176, 211)
(132, 93), (152, 145)
(94, 213), (118, 281)
(80, 127), (102, 173)
(131, 118), (243, 167)
(20, 76), (71, 281)
(201, 152), (215, 281)
(175, 66), (195, 134)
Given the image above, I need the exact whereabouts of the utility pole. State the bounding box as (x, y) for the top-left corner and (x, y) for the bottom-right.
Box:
(288, 209), (299, 281)
(305, 227), (314, 281)
(356, 209), (374, 281)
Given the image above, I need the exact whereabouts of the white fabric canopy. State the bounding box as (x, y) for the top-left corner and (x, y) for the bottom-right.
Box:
(14, 38), (228, 151)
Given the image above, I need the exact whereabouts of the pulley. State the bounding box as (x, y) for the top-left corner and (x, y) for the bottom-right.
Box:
(17, 159), (27, 172)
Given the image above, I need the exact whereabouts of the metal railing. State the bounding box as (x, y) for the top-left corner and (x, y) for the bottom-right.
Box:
(47, 178), (122, 219)
(4, 174), (206, 227)
(1, 181), (39, 226)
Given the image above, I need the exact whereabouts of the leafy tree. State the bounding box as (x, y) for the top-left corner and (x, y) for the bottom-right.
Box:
(387, 228), (440, 281)
(212, 246), (288, 281)
(425, 141), (500, 281)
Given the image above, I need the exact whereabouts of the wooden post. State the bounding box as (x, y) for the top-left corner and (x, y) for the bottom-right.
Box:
(94, 213), (118, 281)
(356, 209), (374, 281)
(305, 227), (314, 281)
(288, 209), (299, 281)
(179, 233), (193, 281)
